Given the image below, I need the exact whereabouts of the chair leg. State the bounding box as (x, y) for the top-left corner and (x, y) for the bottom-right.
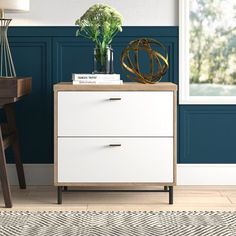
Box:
(11, 139), (26, 189)
(0, 128), (12, 208)
(4, 103), (26, 189)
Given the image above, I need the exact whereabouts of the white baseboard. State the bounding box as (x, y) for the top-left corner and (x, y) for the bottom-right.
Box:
(7, 164), (54, 186)
(177, 164), (236, 185)
(5, 164), (236, 186)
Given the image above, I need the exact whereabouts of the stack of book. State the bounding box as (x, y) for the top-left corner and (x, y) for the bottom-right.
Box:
(72, 74), (123, 85)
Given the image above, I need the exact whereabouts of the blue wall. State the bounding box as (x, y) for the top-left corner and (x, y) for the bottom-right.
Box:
(5, 26), (236, 164)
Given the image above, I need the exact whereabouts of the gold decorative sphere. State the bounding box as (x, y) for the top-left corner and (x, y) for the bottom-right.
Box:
(121, 38), (169, 84)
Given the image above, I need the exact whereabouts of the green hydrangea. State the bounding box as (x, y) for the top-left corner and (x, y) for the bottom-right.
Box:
(75, 4), (123, 51)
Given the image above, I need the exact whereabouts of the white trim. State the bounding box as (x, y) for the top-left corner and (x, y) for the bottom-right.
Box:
(179, 0), (190, 104)
(7, 164), (54, 186)
(177, 164), (236, 185)
(5, 164), (236, 186)
(180, 96), (236, 105)
(179, 0), (236, 105)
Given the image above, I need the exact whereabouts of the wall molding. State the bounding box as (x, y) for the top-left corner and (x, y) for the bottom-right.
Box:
(179, 106), (236, 163)
(6, 164), (236, 186)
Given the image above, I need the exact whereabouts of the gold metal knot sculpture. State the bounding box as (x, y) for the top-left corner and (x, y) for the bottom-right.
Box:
(121, 38), (169, 84)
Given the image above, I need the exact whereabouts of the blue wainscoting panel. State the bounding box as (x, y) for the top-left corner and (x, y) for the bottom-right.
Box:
(179, 106), (236, 163)
(5, 26), (236, 164)
(53, 38), (94, 82)
(52, 27), (178, 84)
(7, 36), (53, 163)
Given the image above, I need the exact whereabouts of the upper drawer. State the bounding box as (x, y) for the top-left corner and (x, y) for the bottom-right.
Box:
(57, 91), (174, 137)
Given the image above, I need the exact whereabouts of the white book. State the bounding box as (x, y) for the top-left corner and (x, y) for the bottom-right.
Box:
(72, 73), (120, 81)
(72, 78), (122, 83)
(73, 80), (123, 85)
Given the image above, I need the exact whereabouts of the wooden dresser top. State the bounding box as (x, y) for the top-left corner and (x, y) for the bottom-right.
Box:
(54, 82), (177, 92)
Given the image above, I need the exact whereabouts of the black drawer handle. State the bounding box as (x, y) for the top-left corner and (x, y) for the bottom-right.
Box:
(109, 144), (122, 147)
(109, 98), (121, 101)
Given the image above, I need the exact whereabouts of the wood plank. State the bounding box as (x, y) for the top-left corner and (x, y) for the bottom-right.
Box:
(54, 89), (58, 185)
(55, 183), (176, 187)
(0, 186), (236, 211)
(173, 90), (177, 185)
(54, 82), (177, 92)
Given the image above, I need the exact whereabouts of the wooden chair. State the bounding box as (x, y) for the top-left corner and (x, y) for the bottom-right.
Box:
(0, 77), (31, 208)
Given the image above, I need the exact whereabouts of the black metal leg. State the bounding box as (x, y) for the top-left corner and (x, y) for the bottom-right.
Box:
(169, 186), (173, 205)
(57, 186), (62, 204)
(58, 187), (174, 205)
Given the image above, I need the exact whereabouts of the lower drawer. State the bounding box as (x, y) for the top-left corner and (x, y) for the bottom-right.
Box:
(57, 138), (174, 183)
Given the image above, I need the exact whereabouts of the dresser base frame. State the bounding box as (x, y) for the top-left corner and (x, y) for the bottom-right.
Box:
(57, 186), (174, 205)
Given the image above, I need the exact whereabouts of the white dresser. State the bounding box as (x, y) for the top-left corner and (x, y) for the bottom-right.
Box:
(54, 82), (177, 204)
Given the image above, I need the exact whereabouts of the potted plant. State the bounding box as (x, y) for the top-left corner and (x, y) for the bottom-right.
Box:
(75, 4), (123, 74)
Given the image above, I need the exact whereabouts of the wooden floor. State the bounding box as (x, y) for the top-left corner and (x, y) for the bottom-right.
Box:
(1, 186), (236, 211)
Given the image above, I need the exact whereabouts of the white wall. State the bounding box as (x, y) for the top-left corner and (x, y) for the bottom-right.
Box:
(8, 0), (178, 26)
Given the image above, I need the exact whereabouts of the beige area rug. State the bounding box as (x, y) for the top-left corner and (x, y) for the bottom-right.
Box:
(0, 211), (236, 235)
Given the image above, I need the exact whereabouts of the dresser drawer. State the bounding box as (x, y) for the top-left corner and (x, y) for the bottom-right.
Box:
(57, 137), (174, 183)
(58, 91), (173, 137)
